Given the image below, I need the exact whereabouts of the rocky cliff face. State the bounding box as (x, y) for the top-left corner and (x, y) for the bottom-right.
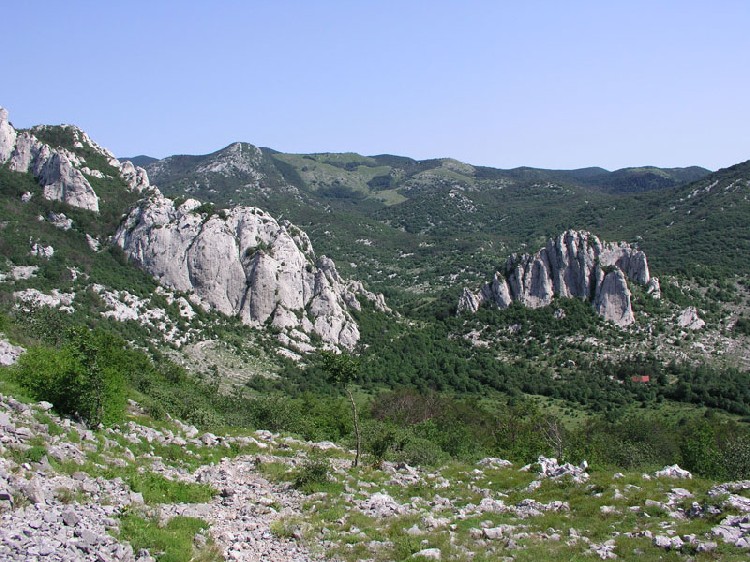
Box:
(458, 230), (652, 326)
(0, 107), (151, 212)
(114, 189), (386, 350)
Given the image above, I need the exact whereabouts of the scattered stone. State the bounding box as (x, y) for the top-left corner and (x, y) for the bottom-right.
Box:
(477, 457), (513, 469)
(655, 465), (692, 479)
(589, 540), (617, 559)
(412, 547), (441, 560)
(537, 456), (589, 483)
(0, 339), (25, 366)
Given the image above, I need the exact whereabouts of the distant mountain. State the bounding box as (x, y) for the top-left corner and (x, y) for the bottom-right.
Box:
(582, 166), (712, 193)
(120, 155), (159, 167)
(140, 144), (721, 292)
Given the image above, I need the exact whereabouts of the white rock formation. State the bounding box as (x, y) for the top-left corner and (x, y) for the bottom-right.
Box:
(0, 107), (17, 162)
(119, 160), (151, 192)
(114, 189), (385, 349)
(458, 230), (650, 327)
(594, 268), (634, 326)
(646, 277), (661, 299)
(677, 307), (705, 330)
(655, 465), (692, 479)
(29, 241), (54, 259)
(0, 107), (153, 212)
(47, 212), (73, 231)
(0, 338), (25, 366)
(13, 288), (75, 311)
(8, 131), (100, 212)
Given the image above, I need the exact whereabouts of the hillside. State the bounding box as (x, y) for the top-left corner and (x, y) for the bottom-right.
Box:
(139, 145), (724, 297)
(1, 392), (750, 561)
(1, 106), (750, 561)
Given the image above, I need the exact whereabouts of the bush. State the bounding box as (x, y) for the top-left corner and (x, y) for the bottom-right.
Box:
(722, 436), (750, 479)
(393, 432), (448, 467)
(14, 327), (127, 427)
(293, 454), (331, 492)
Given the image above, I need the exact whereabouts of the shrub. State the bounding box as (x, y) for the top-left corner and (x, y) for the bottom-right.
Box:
(14, 327), (127, 427)
(293, 454), (331, 492)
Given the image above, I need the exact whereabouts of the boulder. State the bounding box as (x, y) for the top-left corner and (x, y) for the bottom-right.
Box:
(0, 338), (25, 366)
(120, 160), (151, 192)
(677, 307), (705, 330)
(595, 268), (634, 326)
(655, 465), (692, 479)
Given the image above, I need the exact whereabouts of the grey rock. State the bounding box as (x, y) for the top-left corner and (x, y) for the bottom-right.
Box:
(412, 547), (441, 560)
(677, 307), (705, 330)
(120, 160), (151, 192)
(114, 190), (386, 349)
(0, 338), (25, 366)
(595, 268), (634, 326)
(62, 510), (80, 527)
(22, 478), (47, 504)
(655, 465), (692, 479)
(0, 107), (18, 163)
(37, 401), (54, 412)
(459, 230), (648, 326)
(537, 456), (589, 483)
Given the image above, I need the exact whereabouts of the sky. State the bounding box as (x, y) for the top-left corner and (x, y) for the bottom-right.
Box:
(2, 1), (749, 171)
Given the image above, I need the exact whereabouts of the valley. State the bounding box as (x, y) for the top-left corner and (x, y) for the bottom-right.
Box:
(1, 106), (749, 560)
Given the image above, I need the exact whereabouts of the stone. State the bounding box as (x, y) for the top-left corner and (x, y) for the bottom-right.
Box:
(655, 465), (692, 479)
(646, 277), (661, 299)
(477, 457), (513, 469)
(412, 547), (441, 559)
(677, 307), (705, 330)
(536, 456), (589, 483)
(62, 510), (80, 527)
(0, 107), (17, 163)
(114, 189), (387, 349)
(22, 478), (47, 504)
(595, 268), (634, 326)
(459, 230), (648, 326)
(120, 160), (151, 192)
(356, 492), (411, 517)
(0, 338), (25, 366)
(47, 211), (73, 230)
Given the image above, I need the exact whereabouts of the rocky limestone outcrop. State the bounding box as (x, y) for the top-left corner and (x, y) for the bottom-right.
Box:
(0, 108), (17, 162)
(114, 189), (385, 349)
(0, 107), (153, 212)
(7, 130), (100, 212)
(119, 160), (151, 192)
(458, 230), (651, 326)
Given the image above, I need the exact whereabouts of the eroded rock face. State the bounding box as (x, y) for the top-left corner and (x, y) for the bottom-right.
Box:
(595, 269), (634, 326)
(114, 190), (384, 349)
(0, 107), (17, 162)
(458, 230), (650, 326)
(0, 107), (153, 212)
(7, 131), (100, 212)
(119, 160), (151, 192)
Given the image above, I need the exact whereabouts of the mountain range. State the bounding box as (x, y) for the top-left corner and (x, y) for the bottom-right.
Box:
(2, 104), (750, 409)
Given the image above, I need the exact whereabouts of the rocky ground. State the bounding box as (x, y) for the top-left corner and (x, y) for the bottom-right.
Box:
(1, 393), (749, 561)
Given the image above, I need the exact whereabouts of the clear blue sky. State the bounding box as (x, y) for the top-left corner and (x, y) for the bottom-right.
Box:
(2, 1), (748, 171)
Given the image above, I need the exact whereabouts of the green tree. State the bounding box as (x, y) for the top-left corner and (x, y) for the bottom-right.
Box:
(320, 351), (362, 467)
(15, 326), (127, 427)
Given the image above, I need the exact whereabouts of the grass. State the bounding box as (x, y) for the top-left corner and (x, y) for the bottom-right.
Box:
(118, 514), (223, 562)
(51, 457), (217, 505)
